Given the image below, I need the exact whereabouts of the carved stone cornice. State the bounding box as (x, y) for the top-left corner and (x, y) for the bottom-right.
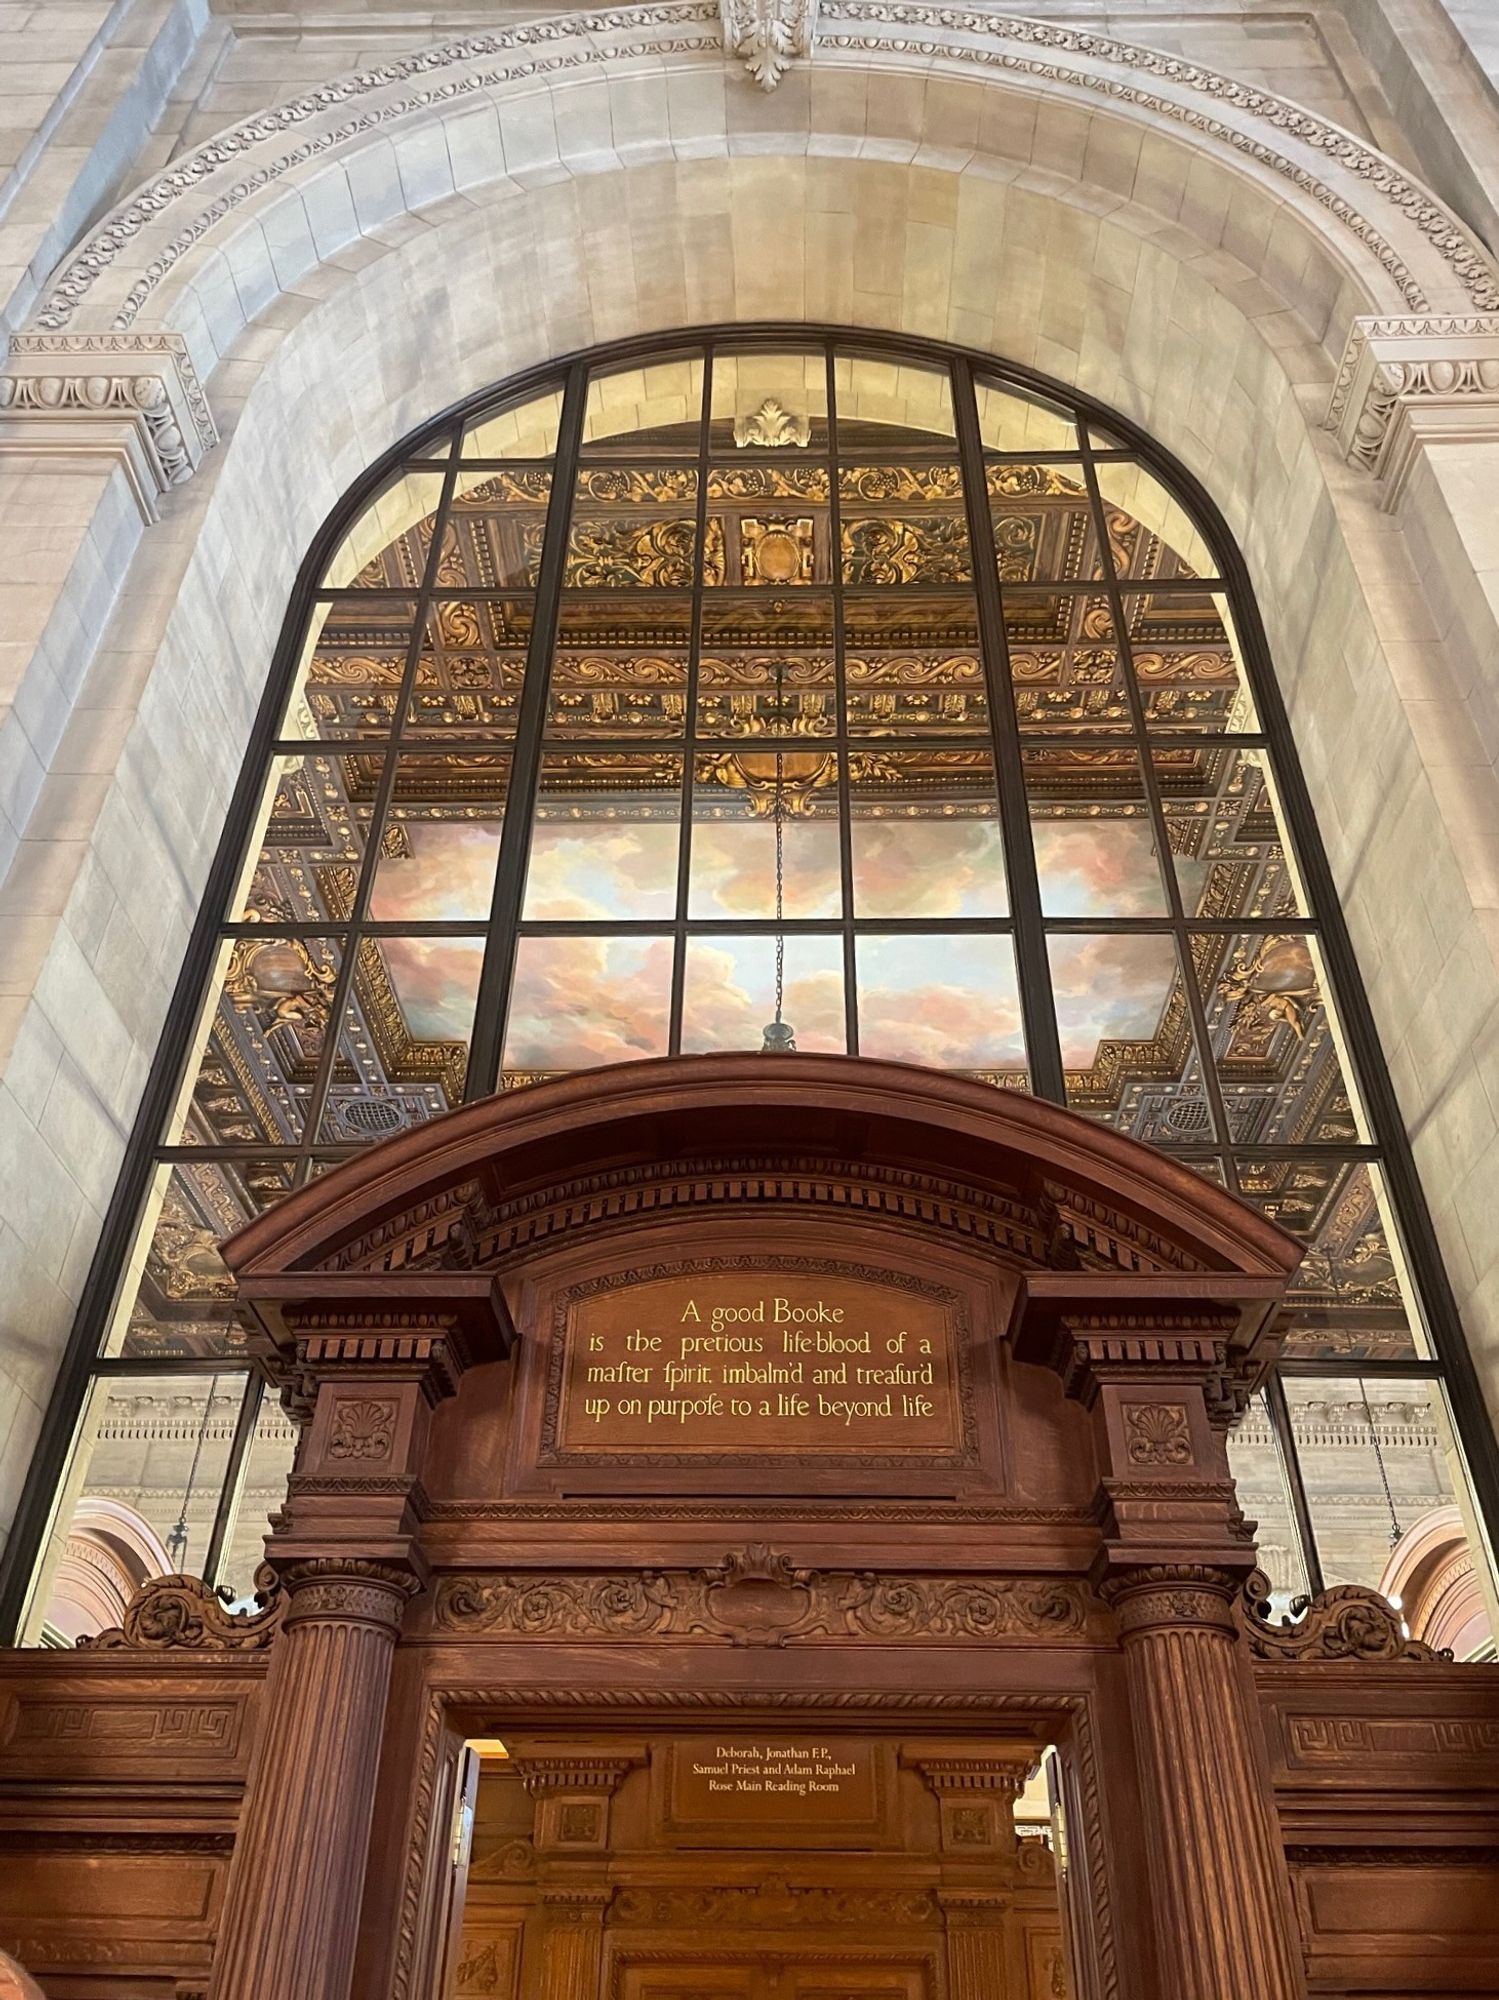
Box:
(433, 1549), (1093, 1647)
(1239, 1568), (1451, 1662)
(75, 1568), (285, 1652)
(0, 332), (216, 516)
(1325, 314), (1499, 500)
(720, 0), (817, 88)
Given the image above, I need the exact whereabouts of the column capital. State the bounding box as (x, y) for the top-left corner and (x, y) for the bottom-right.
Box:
(1325, 313), (1499, 502)
(279, 1557), (419, 1632)
(1101, 1562), (1241, 1637)
(0, 331), (216, 519)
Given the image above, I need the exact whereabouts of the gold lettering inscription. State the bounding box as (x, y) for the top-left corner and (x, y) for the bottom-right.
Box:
(557, 1272), (959, 1455)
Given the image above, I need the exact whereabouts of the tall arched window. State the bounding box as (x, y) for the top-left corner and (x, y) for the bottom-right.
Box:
(10, 332), (1496, 1647)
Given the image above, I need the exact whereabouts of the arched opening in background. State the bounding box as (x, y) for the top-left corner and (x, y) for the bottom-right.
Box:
(10, 329), (1497, 1648)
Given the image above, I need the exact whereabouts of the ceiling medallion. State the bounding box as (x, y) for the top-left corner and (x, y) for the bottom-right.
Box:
(734, 396), (813, 446)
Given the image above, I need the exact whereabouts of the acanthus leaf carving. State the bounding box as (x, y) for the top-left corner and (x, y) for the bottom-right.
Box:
(77, 1567), (285, 1652)
(433, 1549), (1092, 1646)
(1239, 1568), (1451, 1663)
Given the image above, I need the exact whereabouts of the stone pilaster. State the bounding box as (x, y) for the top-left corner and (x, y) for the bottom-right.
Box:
(1106, 1567), (1306, 2000)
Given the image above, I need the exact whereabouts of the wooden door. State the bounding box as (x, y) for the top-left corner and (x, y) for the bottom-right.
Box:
(619, 1961), (929, 2000)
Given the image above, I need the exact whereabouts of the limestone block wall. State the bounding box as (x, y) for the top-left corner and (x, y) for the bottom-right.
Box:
(4, 0), (1499, 1573)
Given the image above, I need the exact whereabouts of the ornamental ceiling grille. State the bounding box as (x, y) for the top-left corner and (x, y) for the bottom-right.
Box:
(17, 334), (1492, 1653)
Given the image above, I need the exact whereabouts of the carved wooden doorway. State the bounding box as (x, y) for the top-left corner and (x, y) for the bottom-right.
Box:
(446, 1732), (1069, 2000)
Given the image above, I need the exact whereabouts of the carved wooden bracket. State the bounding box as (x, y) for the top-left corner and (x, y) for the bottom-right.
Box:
(75, 1568), (285, 1652)
(1239, 1568), (1452, 1662)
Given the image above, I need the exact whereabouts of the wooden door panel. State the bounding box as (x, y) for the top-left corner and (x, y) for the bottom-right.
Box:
(784, 1964), (931, 2000)
(620, 1964), (759, 2000)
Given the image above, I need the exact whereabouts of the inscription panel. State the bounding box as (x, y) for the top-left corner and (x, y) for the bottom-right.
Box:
(657, 1738), (895, 1850)
(544, 1264), (968, 1465)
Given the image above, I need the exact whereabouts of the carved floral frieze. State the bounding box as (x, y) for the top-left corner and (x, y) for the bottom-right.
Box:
(434, 1545), (1091, 1646)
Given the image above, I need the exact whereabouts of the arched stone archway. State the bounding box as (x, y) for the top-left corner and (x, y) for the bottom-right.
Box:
(3, 1), (1499, 1614)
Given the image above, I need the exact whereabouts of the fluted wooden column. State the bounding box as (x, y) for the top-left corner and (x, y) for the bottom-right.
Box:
(1108, 1567), (1305, 2000)
(209, 1560), (413, 2000)
(942, 1893), (1010, 2000)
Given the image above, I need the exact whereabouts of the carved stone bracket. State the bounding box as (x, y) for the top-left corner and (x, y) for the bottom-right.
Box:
(1325, 313), (1499, 503)
(720, 0), (818, 88)
(1239, 1567), (1452, 1662)
(76, 1567), (285, 1652)
(434, 1549), (1093, 1647)
(0, 332), (216, 518)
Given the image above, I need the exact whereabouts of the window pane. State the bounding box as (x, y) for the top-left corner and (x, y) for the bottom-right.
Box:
(1004, 588), (1132, 732)
(697, 592), (832, 741)
(1234, 1158), (1426, 1361)
(835, 354), (955, 443)
(1286, 1377), (1495, 1658)
(682, 933), (846, 1053)
(840, 462), (971, 586)
(229, 751), (379, 925)
(845, 592), (982, 745)
(1024, 746), (1168, 917)
(548, 595), (688, 741)
(1228, 1393), (1311, 1612)
(368, 754), (508, 920)
(405, 597), (532, 738)
(582, 357), (704, 449)
(565, 468), (701, 589)
(1154, 746), (1307, 919)
(461, 386), (563, 460)
(317, 935), (484, 1140)
(988, 463), (1099, 585)
(102, 1159), (296, 1358)
(710, 350), (828, 446)
(216, 1395), (299, 1604)
(1196, 931), (1368, 1146)
(851, 750), (1007, 917)
(1093, 458), (1219, 582)
(171, 935), (345, 1144)
(281, 596), (417, 740)
(1049, 933), (1217, 1142)
(320, 472), (446, 589)
(34, 1373), (248, 1643)
(524, 753), (682, 920)
(503, 934), (672, 1081)
(442, 465), (550, 588)
(1122, 588), (1259, 733)
(857, 932), (1026, 1079)
(690, 752), (842, 919)
(975, 379), (1077, 454)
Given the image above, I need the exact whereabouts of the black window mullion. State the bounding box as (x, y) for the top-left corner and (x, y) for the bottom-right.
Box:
(1078, 442), (1239, 1173)
(464, 362), (590, 1097)
(668, 353), (715, 1055)
(953, 355), (1065, 1101)
(296, 443), (468, 1150)
(1262, 1369), (1326, 1599)
(826, 342), (860, 1055)
(204, 1373), (265, 1588)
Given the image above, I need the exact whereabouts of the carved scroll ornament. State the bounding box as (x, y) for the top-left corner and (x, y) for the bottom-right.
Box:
(77, 1568), (286, 1652)
(435, 1545), (1090, 1646)
(1239, 1568), (1450, 1662)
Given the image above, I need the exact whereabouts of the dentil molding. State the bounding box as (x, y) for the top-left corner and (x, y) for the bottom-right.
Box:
(0, 332), (217, 516)
(1325, 314), (1499, 503)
